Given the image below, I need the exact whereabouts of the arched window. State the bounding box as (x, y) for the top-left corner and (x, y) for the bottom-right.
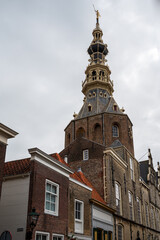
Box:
(76, 127), (85, 138)
(92, 70), (96, 80)
(93, 123), (102, 144)
(117, 224), (123, 240)
(112, 124), (119, 137)
(88, 104), (92, 112)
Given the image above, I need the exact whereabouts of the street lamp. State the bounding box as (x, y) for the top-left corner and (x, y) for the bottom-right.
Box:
(26, 208), (40, 240)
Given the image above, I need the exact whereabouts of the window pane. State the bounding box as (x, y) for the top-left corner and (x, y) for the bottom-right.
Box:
(52, 185), (57, 194)
(42, 235), (47, 240)
(53, 237), (57, 240)
(36, 234), (41, 240)
(46, 193), (50, 201)
(51, 203), (55, 211)
(47, 183), (51, 192)
(46, 201), (50, 210)
(51, 195), (56, 203)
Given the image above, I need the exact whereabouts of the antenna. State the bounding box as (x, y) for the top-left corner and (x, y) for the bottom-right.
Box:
(92, 4), (96, 13)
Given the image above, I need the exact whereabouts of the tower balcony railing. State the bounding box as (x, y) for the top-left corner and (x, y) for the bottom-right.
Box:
(82, 76), (113, 88)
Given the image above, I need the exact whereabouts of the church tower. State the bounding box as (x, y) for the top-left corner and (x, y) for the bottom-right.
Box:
(64, 13), (134, 156)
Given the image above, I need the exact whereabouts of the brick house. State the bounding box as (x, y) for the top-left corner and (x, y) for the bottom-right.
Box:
(0, 148), (73, 240)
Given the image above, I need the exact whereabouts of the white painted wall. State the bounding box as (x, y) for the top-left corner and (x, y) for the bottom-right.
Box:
(0, 176), (30, 240)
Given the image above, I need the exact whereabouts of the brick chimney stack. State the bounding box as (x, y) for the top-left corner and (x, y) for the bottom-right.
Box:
(0, 123), (18, 198)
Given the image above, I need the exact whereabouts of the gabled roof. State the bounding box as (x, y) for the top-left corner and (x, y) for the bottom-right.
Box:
(4, 158), (30, 177)
(50, 153), (69, 166)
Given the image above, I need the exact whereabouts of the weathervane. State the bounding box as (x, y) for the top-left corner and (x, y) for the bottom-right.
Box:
(93, 4), (101, 24)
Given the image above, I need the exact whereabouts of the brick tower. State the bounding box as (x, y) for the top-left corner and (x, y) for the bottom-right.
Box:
(64, 12), (134, 156)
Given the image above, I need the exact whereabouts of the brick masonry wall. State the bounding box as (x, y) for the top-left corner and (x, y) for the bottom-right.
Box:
(69, 181), (92, 237)
(60, 138), (105, 198)
(65, 112), (134, 156)
(0, 142), (6, 198)
(27, 160), (69, 240)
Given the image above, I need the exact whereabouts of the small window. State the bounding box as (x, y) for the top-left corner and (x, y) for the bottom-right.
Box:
(112, 125), (119, 137)
(128, 191), (134, 220)
(36, 232), (49, 240)
(75, 200), (84, 233)
(115, 182), (122, 215)
(137, 198), (141, 224)
(64, 155), (68, 164)
(88, 105), (92, 112)
(118, 225), (123, 240)
(53, 234), (64, 240)
(113, 104), (118, 111)
(83, 149), (89, 160)
(130, 158), (134, 180)
(45, 180), (59, 216)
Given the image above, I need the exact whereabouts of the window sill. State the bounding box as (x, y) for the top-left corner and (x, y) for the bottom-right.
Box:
(44, 210), (58, 216)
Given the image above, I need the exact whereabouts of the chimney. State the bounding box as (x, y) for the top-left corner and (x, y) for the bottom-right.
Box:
(0, 123), (18, 198)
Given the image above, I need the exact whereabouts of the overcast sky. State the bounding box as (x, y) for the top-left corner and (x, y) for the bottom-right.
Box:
(1, 0), (160, 167)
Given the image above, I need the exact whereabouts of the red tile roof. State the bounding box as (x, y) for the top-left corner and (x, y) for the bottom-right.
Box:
(71, 171), (106, 205)
(4, 158), (30, 177)
(53, 153), (106, 205)
(50, 153), (69, 166)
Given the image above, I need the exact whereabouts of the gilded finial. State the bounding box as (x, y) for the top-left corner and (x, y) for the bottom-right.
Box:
(93, 5), (101, 24)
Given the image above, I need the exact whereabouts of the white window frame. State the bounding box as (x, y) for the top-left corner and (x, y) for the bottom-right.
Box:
(129, 158), (134, 181)
(52, 234), (64, 240)
(75, 199), (84, 234)
(83, 149), (89, 161)
(115, 182), (122, 215)
(137, 197), (141, 224)
(35, 231), (50, 240)
(44, 179), (59, 216)
(128, 191), (134, 220)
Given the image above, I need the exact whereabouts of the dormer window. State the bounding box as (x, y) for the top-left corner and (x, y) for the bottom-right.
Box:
(83, 149), (89, 160)
(88, 104), (92, 112)
(64, 155), (68, 164)
(112, 124), (119, 137)
(113, 104), (118, 111)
